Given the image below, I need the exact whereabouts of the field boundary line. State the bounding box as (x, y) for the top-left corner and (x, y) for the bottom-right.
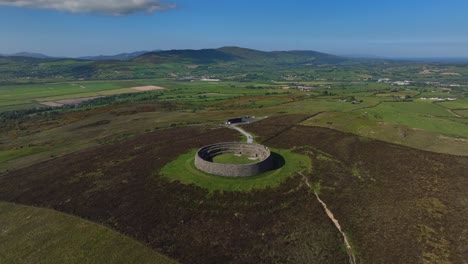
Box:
(263, 113), (323, 143)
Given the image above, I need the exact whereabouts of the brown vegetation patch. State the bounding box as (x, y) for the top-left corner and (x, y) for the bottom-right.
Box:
(76, 120), (111, 129)
(110, 103), (178, 116)
(40, 96), (102, 107)
(40, 101), (64, 107)
(130, 85), (166, 91)
(0, 126), (347, 264)
(2, 114), (465, 263)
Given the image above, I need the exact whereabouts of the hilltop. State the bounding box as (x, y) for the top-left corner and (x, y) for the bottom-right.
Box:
(134, 46), (346, 64)
(78, 50), (163, 61)
(9, 52), (54, 59)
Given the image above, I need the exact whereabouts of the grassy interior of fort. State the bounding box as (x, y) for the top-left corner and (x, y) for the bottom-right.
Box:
(160, 148), (311, 192)
(212, 153), (257, 164)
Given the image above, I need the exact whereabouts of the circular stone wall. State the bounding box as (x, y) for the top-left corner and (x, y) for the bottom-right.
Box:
(194, 142), (274, 177)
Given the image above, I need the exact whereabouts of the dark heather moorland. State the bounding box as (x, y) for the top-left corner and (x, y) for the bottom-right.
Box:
(0, 114), (466, 263)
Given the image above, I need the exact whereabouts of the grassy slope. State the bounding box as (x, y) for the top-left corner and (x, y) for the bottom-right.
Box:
(0, 146), (49, 163)
(356, 100), (466, 138)
(437, 98), (468, 109)
(301, 110), (468, 156)
(0, 202), (176, 264)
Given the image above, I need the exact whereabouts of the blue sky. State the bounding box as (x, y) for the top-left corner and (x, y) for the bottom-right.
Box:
(1, 0), (467, 57)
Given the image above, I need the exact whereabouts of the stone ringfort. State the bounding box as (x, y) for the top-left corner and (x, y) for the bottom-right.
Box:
(194, 142), (274, 177)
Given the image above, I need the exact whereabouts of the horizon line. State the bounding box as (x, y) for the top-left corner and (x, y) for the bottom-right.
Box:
(2, 46), (468, 61)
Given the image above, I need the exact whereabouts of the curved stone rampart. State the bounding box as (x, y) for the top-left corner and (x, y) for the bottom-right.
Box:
(194, 142), (274, 177)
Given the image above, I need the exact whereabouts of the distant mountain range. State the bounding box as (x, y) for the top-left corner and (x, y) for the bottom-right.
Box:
(0, 47), (354, 82)
(2, 47), (467, 63)
(0, 50), (162, 61)
(0, 47), (344, 64)
(6, 52), (55, 59)
(2, 46), (467, 84)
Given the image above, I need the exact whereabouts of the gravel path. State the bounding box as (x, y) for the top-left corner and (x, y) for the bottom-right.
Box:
(230, 125), (254, 143)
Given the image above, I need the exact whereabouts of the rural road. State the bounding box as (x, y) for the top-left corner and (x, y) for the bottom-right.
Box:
(230, 125), (254, 143)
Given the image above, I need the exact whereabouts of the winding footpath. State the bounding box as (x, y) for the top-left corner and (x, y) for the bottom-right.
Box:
(300, 172), (357, 264)
(229, 125), (254, 143)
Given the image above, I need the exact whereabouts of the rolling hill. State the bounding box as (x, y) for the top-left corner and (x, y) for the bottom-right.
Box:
(0, 47), (353, 82)
(79, 50), (162, 61)
(134, 46), (347, 65)
(10, 52), (54, 59)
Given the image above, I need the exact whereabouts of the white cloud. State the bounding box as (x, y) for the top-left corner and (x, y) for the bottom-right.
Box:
(0, 0), (176, 15)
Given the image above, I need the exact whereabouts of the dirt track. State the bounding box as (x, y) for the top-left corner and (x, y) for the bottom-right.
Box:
(230, 124), (253, 143)
(301, 173), (356, 264)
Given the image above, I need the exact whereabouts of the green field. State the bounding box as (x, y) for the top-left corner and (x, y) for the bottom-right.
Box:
(212, 153), (257, 164)
(0, 202), (177, 264)
(0, 81), (158, 111)
(0, 146), (50, 163)
(301, 109), (468, 156)
(436, 98), (468, 109)
(454, 109), (468, 117)
(354, 100), (467, 138)
(0, 79), (295, 112)
(160, 148), (311, 192)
